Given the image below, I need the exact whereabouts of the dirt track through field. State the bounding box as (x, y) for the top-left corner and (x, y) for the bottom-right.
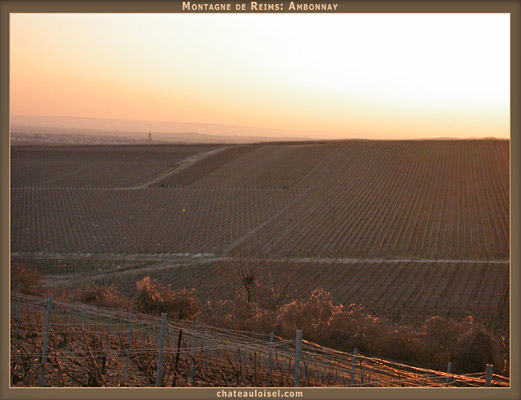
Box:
(225, 190), (308, 252)
(13, 251), (509, 289)
(12, 252), (509, 265)
(133, 146), (231, 188)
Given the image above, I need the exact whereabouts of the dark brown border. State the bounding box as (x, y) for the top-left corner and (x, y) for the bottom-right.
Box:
(1, 1), (519, 399)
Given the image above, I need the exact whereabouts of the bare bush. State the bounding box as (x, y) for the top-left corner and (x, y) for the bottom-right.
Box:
(75, 284), (130, 310)
(414, 315), (506, 374)
(134, 276), (198, 320)
(202, 260), (310, 333)
(416, 316), (464, 369)
(276, 288), (340, 342)
(275, 291), (388, 354)
(11, 264), (42, 293)
(452, 316), (506, 374)
(374, 325), (422, 365)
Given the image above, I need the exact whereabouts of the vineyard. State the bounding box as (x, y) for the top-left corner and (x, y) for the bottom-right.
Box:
(151, 144), (261, 186)
(228, 140), (509, 259)
(11, 140), (509, 259)
(11, 186), (303, 254)
(11, 144), (222, 187)
(181, 143), (338, 189)
(10, 139), (510, 387)
(10, 293), (509, 388)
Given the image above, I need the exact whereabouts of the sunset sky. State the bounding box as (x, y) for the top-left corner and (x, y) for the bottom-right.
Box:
(10, 13), (510, 139)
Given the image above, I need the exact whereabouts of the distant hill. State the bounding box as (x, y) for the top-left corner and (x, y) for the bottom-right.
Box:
(10, 115), (317, 144)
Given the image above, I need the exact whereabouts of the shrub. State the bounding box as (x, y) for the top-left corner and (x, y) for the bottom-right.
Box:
(201, 297), (276, 334)
(417, 316), (465, 369)
(415, 315), (506, 374)
(201, 277), (508, 376)
(343, 304), (387, 354)
(375, 325), (422, 365)
(275, 291), (389, 355)
(75, 284), (130, 310)
(451, 316), (505, 374)
(134, 276), (198, 320)
(11, 264), (42, 293)
(273, 289), (507, 375)
(202, 260), (308, 333)
(276, 288), (340, 342)
(216, 260), (308, 312)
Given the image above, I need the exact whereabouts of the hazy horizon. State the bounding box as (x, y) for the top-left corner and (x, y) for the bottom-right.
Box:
(10, 114), (317, 142)
(10, 113), (509, 142)
(10, 13), (510, 140)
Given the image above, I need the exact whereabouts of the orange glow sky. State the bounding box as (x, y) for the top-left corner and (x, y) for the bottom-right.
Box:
(10, 13), (510, 139)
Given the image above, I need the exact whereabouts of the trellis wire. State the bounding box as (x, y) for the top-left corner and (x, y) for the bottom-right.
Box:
(10, 293), (509, 388)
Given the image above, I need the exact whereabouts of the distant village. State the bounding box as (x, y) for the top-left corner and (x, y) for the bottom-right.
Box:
(12, 130), (158, 146)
